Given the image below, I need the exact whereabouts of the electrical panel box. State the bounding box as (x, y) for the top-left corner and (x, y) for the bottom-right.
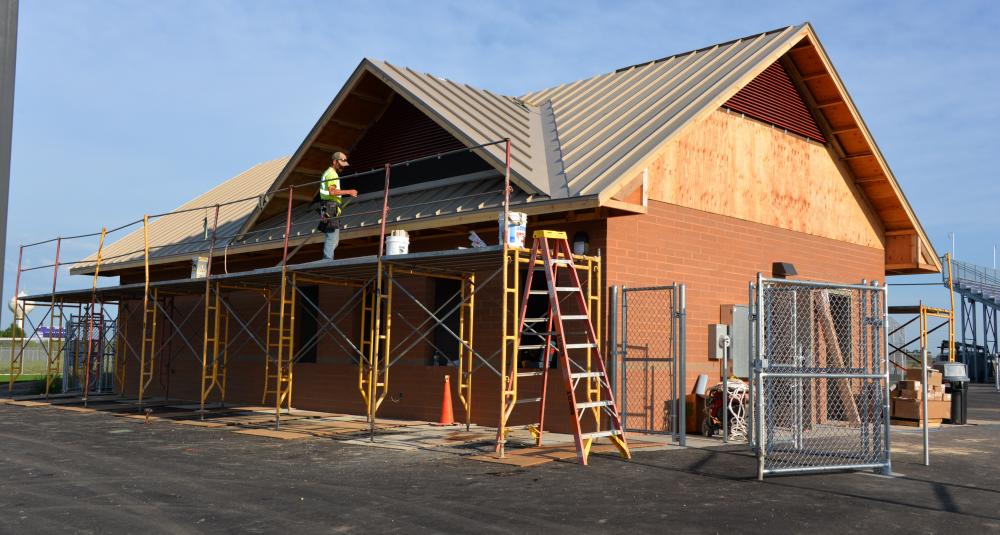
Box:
(708, 324), (728, 360)
(722, 305), (751, 378)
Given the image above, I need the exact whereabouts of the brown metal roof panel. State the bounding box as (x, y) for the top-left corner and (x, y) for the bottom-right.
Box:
(565, 28), (797, 196)
(555, 58), (673, 133)
(554, 52), (701, 147)
(555, 46), (725, 159)
(74, 157), (289, 272)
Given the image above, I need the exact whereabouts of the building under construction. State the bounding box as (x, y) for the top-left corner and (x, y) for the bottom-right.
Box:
(8, 23), (940, 466)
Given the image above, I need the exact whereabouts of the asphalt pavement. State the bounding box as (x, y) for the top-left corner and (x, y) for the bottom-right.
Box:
(1, 385), (997, 534)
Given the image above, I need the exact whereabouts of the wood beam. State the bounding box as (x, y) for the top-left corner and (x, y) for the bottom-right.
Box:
(349, 91), (388, 105)
(800, 71), (829, 82)
(330, 118), (369, 130)
(815, 98), (844, 108)
(830, 125), (859, 135)
(841, 152), (875, 161)
(312, 142), (346, 154)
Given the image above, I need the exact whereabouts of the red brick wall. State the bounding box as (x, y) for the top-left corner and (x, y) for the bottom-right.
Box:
(605, 200), (885, 396)
(118, 205), (883, 435)
(119, 218), (608, 434)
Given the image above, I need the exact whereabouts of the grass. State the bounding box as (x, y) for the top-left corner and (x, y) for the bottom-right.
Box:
(0, 373), (51, 382)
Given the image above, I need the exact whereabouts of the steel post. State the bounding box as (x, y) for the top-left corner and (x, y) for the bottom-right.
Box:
(678, 284), (686, 447)
(922, 346), (929, 466)
(722, 338), (729, 443)
(609, 285), (619, 402)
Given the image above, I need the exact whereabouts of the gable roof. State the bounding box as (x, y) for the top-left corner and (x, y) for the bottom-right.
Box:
(85, 22), (939, 275)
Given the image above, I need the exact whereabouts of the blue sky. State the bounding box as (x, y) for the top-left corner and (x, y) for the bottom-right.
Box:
(4, 1), (999, 347)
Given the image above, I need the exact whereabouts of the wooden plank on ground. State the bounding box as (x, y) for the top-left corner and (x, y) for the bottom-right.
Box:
(49, 405), (97, 413)
(235, 429), (312, 440)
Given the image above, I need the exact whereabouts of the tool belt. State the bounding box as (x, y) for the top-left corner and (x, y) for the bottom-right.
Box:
(317, 201), (341, 233)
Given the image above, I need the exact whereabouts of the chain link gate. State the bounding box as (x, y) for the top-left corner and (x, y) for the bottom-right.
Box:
(750, 276), (890, 479)
(619, 285), (686, 444)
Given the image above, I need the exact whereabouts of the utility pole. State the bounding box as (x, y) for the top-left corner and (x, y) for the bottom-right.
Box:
(0, 0), (15, 313)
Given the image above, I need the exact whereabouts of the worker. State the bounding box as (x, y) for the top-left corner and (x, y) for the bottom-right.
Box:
(317, 151), (358, 260)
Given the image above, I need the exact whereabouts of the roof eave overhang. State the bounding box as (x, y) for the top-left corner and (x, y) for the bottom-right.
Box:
(797, 25), (940, 274)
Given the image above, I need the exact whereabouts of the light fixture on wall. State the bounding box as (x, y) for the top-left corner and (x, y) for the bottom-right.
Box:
(572, 232), (589, 255)
(772, 262), (797, 279)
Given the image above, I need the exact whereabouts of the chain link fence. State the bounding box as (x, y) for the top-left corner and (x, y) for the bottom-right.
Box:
(621, 285), (685, 442)
(751, 277), (889, 478)
(63, 311), (117, 393)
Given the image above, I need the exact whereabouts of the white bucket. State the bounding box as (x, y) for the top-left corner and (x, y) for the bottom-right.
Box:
(498, 211), (527, 248)
(385, 230), (409, 255)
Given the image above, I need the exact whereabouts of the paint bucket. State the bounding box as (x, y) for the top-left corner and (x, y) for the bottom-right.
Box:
(694, 374), (709, 396)
(498, 211), (527, 248)
(385, 230), (409, 256)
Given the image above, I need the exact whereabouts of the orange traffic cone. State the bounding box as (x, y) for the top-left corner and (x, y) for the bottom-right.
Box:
(435, 375), (456, 426)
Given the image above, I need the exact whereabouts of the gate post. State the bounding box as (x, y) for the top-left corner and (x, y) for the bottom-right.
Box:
(755, 272), (765, 480)
(609, 285), (619, 398)
(677, 284), (686, 447)
(882, 281), (893, 475)
(747, 280), (755, 450)
(621, 286), (628, 433)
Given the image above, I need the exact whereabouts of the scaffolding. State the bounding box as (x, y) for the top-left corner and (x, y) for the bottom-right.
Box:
(6, 138), (621, 460)
(946, 254), (1000, 382)
(887, 254), (956, 377)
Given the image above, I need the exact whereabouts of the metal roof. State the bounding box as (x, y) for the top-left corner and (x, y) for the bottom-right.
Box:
(233, 171), (542, 248)
(76, 23), (938, 275)
(520, 25), (804, 198)
(72, 157), (288, 273)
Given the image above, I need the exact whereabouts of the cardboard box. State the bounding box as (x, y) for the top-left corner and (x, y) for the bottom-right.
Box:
(892, 398), (950, 420)
(905, 368), (942, 386)
(899, 380), (921, 391)
(898, 388), (921, 400)
(685, 394), (707, 434)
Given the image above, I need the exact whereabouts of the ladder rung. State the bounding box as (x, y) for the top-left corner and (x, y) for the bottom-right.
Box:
(522, 331), (557, 337)
(580, 429), (621, 440)
(566, 343), (596, 349)
(523, 317), (549, 323)
(518, 344), (554, 350)
(570, 371), (604, 379)
(517, 371), (545, 377)
(576, 400), (613, 409)
(528, 290), (550, 295)
(555, 287), (580, 292)
(515, 397), (542, 404)
(563, 315), (589, 321)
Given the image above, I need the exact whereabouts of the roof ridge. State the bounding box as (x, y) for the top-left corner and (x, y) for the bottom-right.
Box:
(521, 23), (803, 102)
(369, 58), (523, 102)
(612, 24), (801, 74)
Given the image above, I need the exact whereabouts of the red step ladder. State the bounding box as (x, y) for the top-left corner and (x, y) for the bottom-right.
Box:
(507, 230), (630, 465)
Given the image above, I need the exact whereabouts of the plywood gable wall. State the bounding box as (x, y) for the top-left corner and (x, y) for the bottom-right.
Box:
(634, 109), (885, 250)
